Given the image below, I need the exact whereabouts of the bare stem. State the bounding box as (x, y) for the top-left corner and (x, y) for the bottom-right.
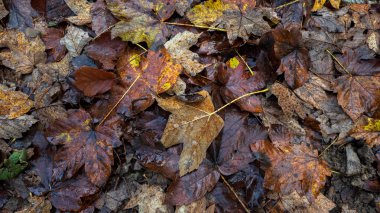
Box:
(325, 49), (351, 75)
(234, 49), (255, 76)
(220, 174), (250, 213)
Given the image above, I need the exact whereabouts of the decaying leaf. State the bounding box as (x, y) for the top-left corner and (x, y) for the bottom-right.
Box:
(186, 0), (231, 26)
(175, 197), (207, 213)
(91, 0), (118, 35)
(164, 31), (207, 76)
(350, 116), (380, 147)
(16, 195), (52, 213)
(0, 0), (8, 20)
(0, 149), (28, 181)
(41, 28), (67, 62)
(6, 0), (38, 31)
(157, 90), (224, 176)
(125, 184), (170, 213)
(0, 30), (46, 74)
(0, 88), (33, 119)
(74, 67), (116, 97)
(106, 0), (174, 48)
(64, 0), (92, 25)
(60, 25), (91, 57)
(334, 50), (380, 121)
(312, 0), (341, 11)
(45, 109), (121, 187)
(279, 191), (336, 213)
(0, 115), (37, 139)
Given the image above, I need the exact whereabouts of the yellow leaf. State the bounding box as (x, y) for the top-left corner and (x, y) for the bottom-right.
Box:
(227, 57), (240, 69)
(186, 0), (231, 26)
(311, 0), (327, 11)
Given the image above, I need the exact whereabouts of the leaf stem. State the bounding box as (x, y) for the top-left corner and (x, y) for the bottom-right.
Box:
(234, 49), (255, 76)
(325, 49), (351, 76)
(275, 0), (300, 9)
(163, 22), (226, 32)
(220, 174), (250, 213)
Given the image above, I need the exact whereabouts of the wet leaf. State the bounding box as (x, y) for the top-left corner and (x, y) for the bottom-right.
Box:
(157, 90), (224, 176)
(64, 0), (92, 25)
(0, 30), (46, 74)
(334, 50), (380, 121)
(0, 88), (33, 119)
(0, 150), (28, 181)
(164, 31), (207, 76)
(165, 160), (220, 205)
(45, 109), (121, 187)
(41, 28), (67, 62)
(60, 25), (91, 57)
(0, 115), (37, 139)
(74, 67), (116, 97)
(125, 184), (171, 212)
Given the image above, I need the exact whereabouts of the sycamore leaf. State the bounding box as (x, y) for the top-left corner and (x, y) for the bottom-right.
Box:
(0, 88), (34, 119)
(312, 0), (341, 11)
(45, 109), (121, 187)
(165, 160), (220, 205)
(0, 149), (28, 181)
(157, 90), (224, 176)
(74, 66), (116, 97)
(350, 116), (380, 147)
(334, 50), (380, 121)
(0, 30), (46, 74)
(0, 115), (37, 139)
(124, 184), (170, 212)
(64, 0), (92, 25)
(60, 25), (91, 57)
(106, 0), (174, 48)
(164, 31), (207, 76)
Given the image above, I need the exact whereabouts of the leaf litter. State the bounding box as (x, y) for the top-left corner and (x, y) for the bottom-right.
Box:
(0, 0), (380, 212)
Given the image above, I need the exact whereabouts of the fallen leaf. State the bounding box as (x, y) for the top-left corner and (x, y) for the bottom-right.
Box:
(175, 0), (193, 16)
(64, 0), (92, 25)
(350, 116), (380, 147)
(60, 25), (91, 57)
(125, 184), (171, 213)
(45, 0), (74, 22)
(279, 191), (336, 213)
(186, 0), (231, 26)
(218, 56), (268, 113)
(0, 0), (8, 19)
(16, 195), (52, 213)
(41, 28), (67, 62)
(312, 0), (341, 11)
(0, 29), (46, 74)
(0, 150), (28, 181)
(334, 50), (380, 121)
(307, 9), (344, 33)
(0, 115), (37, 139)
(165, 160), (220, 205)
(85, 33), (126, 70)
(175, 197), (207, 213)
(91, 0), (117, 35)
(164, 31), (207, 76)
(6, 0), (38, 31)
(209, 182), (245, 212)
(157, 90), (224, 176)
(74, 67), (116, 97)
(106, 0), (174, 48)
(50, 174), (98, 211)
(45, 109), (121, 187)
(0, 88), (33, 119)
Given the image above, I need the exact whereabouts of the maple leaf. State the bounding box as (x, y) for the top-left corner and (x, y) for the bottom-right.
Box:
(125, 184), (170, 212)
(41, 28), (67, 62)
(64, 0), (92, 25)
(334, 50), (380, 121)
(0, 29), (46, 74)
(45, 109), (121, 187)
(157, 90), (224, 176)
(312, 0), (341, 11)
(74, 67), (116, 97)
(60, 25), (91, 57)
(350, 116), (380, 147)
(85, 33), (126, 70)
(106, 0), (174, 48)
(260, 29), (310, 88)
(164, 31), (207, 76)
(165, 159), (220, 205)
(0, 87), (33, 119)
(218, 57), (269, 113)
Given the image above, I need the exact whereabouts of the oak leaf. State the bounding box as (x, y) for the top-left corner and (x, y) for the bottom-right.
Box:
(45, 109), (121, 187)
(64, 0), (92, 25)
(0, 88), (33, 119)
(74, 66), (116, 97)
(0, 30), (46, 74)
(334, 50), (380, 121)
(157, 90), (224, 176)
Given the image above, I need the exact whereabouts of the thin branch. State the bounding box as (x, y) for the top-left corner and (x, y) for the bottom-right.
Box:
(220, 174), (250, 213)
(92, 24), (116, 40)
(318, 137), (339, 158)
(275, 0), (300, 9)
(163, 22), (226, 32)
(325, 49), (351, 76)
(234, 49), (254, 76)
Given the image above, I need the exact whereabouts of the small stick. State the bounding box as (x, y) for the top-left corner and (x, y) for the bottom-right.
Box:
(135, 43), (147, 51)
(220, 174), (250, 213)
(275, 0), (300, 9)
(325, 49), (351, 75)
(92, 24), (116, 40)
(318, 137), (339, 158)
(234, 49), (254, 76)
(163, 22), (226, 32)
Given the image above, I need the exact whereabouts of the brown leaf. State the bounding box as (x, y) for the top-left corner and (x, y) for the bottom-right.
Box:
(165, 160), (220, 205)
(0, 87), (33, 119)
(0, 30), (46, 74)
(334, 50), (380, 121)
(218, 57), (269, 113)
(46, 109), (121, 187)
(7, 0), (38, 31)
(175, 197), (207, 213)
(41, 28), (67, 62)
(74, 67), (116, 97)
(64, 0), (92, 25)
(209, 182), (245, 212)
(125, 184), (171, 212)
(0, 115), (37, 139)
(349, 116), (380, 147)
(0, 0), (8, 20)
(278, 191), (336, 213)
(157, 90), (224, 176)
(60, 25), (91, 57)
(85, 33), (126, 70)
(91, 0), (117, 35)
(16, 195), (52, 213)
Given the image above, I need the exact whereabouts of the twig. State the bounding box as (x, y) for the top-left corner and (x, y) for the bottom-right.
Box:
(220, 174), (250, 213)
(163, 22), (226, 32)
(234, 49), (254, 76)
(275, 0), (300, 9)
(325, 49), (351, 75)
(318, 137), (339, 158)
(98, 74), (141, 126)
(135, 43), (147, 51)
(92, 24), (116, 40)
